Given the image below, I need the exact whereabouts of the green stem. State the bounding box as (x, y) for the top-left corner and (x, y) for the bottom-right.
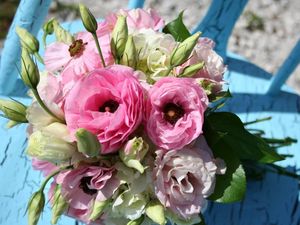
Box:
(266, 164), (300, 180)
(244, 116), (272, 126)
(32, 89), (65, 123)
(92, 33), (106, 67)
(34, 52), (44, 65)
(262, 137), (297, 144)
(40, 165), (73, 191)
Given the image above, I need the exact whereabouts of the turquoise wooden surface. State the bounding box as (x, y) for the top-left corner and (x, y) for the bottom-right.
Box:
(0, 0), (300, 225)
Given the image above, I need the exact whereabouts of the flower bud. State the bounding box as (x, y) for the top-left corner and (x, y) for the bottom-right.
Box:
(145, 200), (166, 225)
(111, 16), (128, 59)
(178, 61), (205, 77)
(121, 35), (137, 68)
(119, 137), (148, 174)
(127, 216), (144, 225)
(52, 19), (74, 44)
(21, 48), (40, 89)
(27, 191), (45, 225)
(42, 18), (55, 46)
(75, 128), (100, 157)
(170, 32), (201, 67)
(0, 98), (27, 125)
(79, 4), (98, 33)
(43, 19), (54, 35)
(16, 26), (39, 54)
(89, 199), (110, 221)
(26, 123), (76, 164)
(51, 186), (68, 225)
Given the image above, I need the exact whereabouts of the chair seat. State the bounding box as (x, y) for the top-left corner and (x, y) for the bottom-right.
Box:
(0, 20), (299, 225)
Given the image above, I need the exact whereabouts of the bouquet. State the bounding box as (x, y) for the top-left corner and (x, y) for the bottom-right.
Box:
(0, 5), (297, 225)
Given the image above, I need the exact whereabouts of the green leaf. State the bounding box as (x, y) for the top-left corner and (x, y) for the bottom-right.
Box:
(204, 112), (284, 163)
(199, 214), (206, 225)
(206, 137), (246, 203)
(162, 11), (191, 42)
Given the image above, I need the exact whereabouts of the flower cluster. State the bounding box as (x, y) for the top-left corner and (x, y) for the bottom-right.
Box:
(3, 4), (292, 225)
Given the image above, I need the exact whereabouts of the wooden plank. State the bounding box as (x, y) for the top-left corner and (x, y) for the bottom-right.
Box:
(127, 0), (145, 9)
(267, 40), (300, 95)
(193, 0), (248, 60)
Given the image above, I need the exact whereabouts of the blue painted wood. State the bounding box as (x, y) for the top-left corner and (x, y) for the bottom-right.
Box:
(127, 0), (145, 9)
(267, 40), (300, 95)
(192, 0), (248, 60)
(1, 1), (300, 225)
(0, 0), (52, 96)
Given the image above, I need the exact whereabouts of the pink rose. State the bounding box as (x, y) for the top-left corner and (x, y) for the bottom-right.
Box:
(175, 38), (226, 93)
(146, 77), (208, 150)
(56, 165), (120, 223)
(105, 8), (164, 32)
(64, 65), (144, 153)
(153, 139), (221, 219)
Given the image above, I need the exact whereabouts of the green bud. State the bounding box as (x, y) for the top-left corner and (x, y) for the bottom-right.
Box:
(79, 4), (98, 33)
(0, 98), (27, 125)
(27, 123), (76, 164)
(21, 48), (40, 89)
(145, 200), (166, 225)
(27, 191), (45, 225)
(119, 137), (148, 174)
(121, 35), (137, 68)
(75, 128), (101, 157)
(170, 32), (201, 67)
(52, 19), (74, 44)
(127, 216), (144, 225)
(42, 18), (55, 46)
(7, 120), (19, 128)
(51, 186), (68, 225)
(89, 199), (110, 221)
(178, 61), (205, 77)
(16, 26), (39, 54)
(111, 16), (128, 59)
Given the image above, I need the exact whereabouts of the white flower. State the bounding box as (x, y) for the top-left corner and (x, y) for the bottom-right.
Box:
(132, 29), (176, 79)
(26, 122), (76, 164)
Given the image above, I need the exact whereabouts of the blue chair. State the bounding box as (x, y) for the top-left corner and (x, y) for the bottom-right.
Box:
(0, 0), (299, 224)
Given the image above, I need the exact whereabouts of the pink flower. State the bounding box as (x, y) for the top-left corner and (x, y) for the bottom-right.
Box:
(56, 165), (120, 223)
(45, 28), (113, 76)
(105, 8), (164, 32)
(153, 138), (221, 219)
(146, 77), (208, 150)
(31, 158), (58, 176)
(64, 65), (144, 154)
(175, 38), (226, 93)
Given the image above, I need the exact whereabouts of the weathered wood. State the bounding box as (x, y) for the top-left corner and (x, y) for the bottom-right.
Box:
(193, 0), (248, 60)
(0, 1), (300, 225)
(267, 40), (300, 95)
(128, 0), (145, 9)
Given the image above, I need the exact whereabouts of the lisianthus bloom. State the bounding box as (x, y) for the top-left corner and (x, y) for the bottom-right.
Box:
(56, 165), (120, 223)
(105, 8), (165, 33)
(45, 28), (113, 76)
(32, 158), (58, 176)
(64, 65), (145, 153)
(153, 139), (223, 219)
(132, 29), (176, 79)
(146, 77), (208, 150)
(175, 38), (226, 93)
